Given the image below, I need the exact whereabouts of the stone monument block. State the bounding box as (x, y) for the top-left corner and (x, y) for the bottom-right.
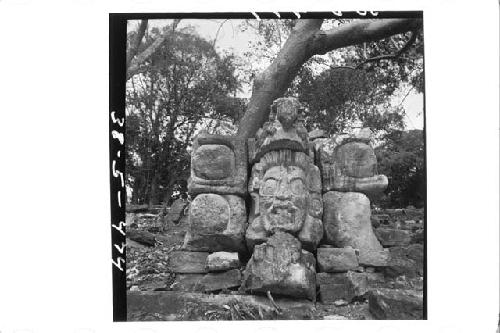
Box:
(246, 150), (323, 251)
(241, 232), (316, 300)
(323, 191), (383, 252)
(188, 133), (247, 195)
(248, 97), (310, 164)
(206, 252), (241, 272)
(183, 194), (247, 252)
(317, 131), (388, 196)
(317, 247), (359, 272)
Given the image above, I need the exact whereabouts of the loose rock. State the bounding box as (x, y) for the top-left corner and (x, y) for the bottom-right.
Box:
(242, 232), (316, 300)
(375, 228), (412, 247)
(206, 252), (241, 272)
(368, 288), (424, 319)
(317, 247), (359, 272)
(169, 251), (209, 274)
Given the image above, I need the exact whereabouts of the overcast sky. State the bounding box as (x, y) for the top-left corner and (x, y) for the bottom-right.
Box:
(133, 19), (424, 130)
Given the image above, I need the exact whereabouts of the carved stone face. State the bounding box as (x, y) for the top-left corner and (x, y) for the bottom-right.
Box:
(276, 99), (298, 130)
(259, 165), (307, 233)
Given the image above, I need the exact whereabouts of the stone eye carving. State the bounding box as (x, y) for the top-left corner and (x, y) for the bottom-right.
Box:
(290, 178), (305, 195)
(261, 179), (278, 196)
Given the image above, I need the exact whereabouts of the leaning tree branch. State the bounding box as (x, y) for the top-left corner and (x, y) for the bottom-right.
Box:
(355, 30), (419, 69)
(127, 20), (148, 70)
(237, 18), (422, 139)
(127, 19), (181, 80)
(309, 18), (422, 56)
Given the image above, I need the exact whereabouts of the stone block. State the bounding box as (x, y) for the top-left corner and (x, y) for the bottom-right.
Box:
(317, 137), (388, 197)
(206, 252), (241, 272)
(358, 249), (390, 267)
(171, 274), (204, 292)
(317, 271), (368, 303)
(169, 252), (209, 273)
(385, 244), (424, 278)
(242, 232), (316, 300)
(317, 248), (359, 272)
(200, 269), (242, 292)
(368, 288), (424, 319)
(188, 133), (247, 195)
(183, 194), (247, 252)
(323, 191), (383, 252)
(375, 228), (412, 247)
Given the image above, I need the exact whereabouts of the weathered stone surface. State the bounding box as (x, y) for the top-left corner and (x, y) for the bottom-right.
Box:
(411, 229), (424, 244)
(308, 129), (327, 140)
(171, 270), (242, 292)
(323, 191), (383, 252)
(127, 291), (315, 321)
(368, 288), (424, 319)
(206, 252), (240, 272)
(171, 274), (204, 292)
(183, 194), (247, 252)
(188, 133), (247, 195)
(375, 228), (412, 247)
(169, 252), (209, 273)
(242, 232), (316, 300)
(317, 272), (368, 303)
(193, 144), (235, 180)
(385, 244), (424, 278)
(298, 215), (324, 252)
(317, 136), (388, 196)
(246, 150), (323, 250)
(358, 249), (390, 267)
(301, 249), (316, 272)
(335, 142), (378, 178)
(200, 269), (242, 292)
(249, 97), (310, 163)
(164, 198), (188, 224)
(317, 248), (359, 272)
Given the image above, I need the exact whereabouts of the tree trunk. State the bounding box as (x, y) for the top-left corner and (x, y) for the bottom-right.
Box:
(148, 172), (160, 207)
(236, 18), (422, 139)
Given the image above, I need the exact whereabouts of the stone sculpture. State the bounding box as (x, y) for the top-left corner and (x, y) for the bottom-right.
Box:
(175, 96), (391, 301)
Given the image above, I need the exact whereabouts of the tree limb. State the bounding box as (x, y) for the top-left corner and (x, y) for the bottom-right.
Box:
(237, 18), (422, 139)
(310, 18), (422, 56)
(127, 20), (148, 70)
(355, 30), (419, 69)
(127, 19), (181, 80)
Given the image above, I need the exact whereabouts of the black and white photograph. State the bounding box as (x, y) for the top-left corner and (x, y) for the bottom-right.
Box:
(0, 1), (499, 332)
(114, 13), (427, 321)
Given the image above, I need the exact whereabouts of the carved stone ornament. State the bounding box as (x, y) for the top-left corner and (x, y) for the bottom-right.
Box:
(188, 133), (247, 196)
(248, 97), (310, 164)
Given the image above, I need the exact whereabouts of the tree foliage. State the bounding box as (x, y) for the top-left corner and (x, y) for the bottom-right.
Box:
(126, 25), (241, 205)
(238, 20), (423, 137)
(375, 130), (425, 208)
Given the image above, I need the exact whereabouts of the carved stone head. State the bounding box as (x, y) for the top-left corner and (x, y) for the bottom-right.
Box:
(246, 150), (323, 251)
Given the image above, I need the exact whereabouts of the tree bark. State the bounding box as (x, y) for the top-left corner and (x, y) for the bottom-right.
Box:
(127, 20), (148, 70)
(236, 18), (423, 139)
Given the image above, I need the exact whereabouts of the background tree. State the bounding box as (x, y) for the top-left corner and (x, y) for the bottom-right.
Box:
(375, 129), (425, 208)
(126, 25), (242, 205)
